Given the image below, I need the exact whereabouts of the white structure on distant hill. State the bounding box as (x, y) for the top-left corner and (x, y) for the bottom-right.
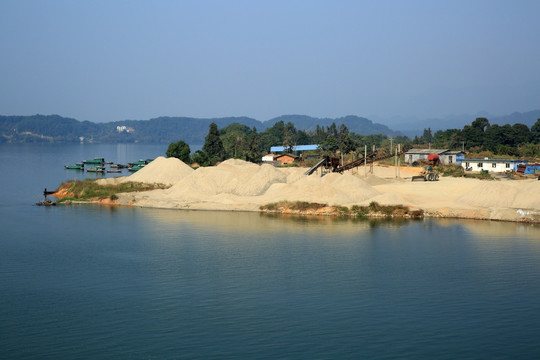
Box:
(116, 126), (134, 133)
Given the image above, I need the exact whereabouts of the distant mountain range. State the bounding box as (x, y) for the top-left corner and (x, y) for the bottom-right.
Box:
(376, 110), (540, 137)
(0, 114), (400, 144)
(1, 110), (538, 144)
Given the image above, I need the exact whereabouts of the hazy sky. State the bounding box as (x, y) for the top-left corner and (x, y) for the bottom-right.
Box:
(1, 0), (539, 123)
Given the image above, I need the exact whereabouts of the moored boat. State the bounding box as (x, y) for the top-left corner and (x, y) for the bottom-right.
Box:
(36, 199), (56, 206)
(127, 165), (145, 172)
(110, 163), (128, 169)
(65, 163), (84, 170)
(83, 157), (105, 165)
(87, 166), (106, 173)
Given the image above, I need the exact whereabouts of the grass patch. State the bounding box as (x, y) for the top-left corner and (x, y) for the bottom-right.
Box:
(55, 179), (169, 201)
(261, 201), (424, 218)
(435, 164), (465, 177)
(464, 170), (496, 180)
(260, 201), (328, 212)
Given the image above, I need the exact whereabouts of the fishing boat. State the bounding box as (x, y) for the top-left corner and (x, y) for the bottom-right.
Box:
(128, 159), (147, 166)
(65, 163), (84, 170)
(87, 166), (106, 173)
(110, 163), (128, 169)
(107, 169), (122, 173)
(83, 157), (105, 165)
(36, 199), (56, 206)
(127, 165), (145, 172)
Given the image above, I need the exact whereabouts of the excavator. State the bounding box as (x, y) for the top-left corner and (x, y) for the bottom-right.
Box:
(411, 153), (440, 181)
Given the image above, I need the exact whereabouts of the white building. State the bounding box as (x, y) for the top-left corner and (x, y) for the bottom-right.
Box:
(116, 126), (134, 133)
(262, 154), (278, 162)
(461, 159), (525, 173)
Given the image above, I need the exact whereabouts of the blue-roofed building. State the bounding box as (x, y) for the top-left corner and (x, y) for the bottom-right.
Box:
(270, 144), (320, 152)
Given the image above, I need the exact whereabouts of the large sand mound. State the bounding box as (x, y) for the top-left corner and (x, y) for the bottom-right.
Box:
(262, 172), (380, 205)
(167, 158), (287, 198)
(121, 156), (194, 185)
(457, 180), (540, 209)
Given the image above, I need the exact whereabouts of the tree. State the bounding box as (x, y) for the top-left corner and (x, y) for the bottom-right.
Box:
(202, 123), (225, 165)
(337, 124), (354, 155)
(245, 133), (260, 163)
(192, 150), (209, 166)
(511, 123), (531, 146)
(462, 118), (490, 149)
(421, 128), (433, 145)
(471, 117), (490, 131)
(532, 119), (540, 143)
(165, 140), (191, 163)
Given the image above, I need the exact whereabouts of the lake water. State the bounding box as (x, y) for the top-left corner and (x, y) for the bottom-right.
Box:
(1, 143), (540, 359)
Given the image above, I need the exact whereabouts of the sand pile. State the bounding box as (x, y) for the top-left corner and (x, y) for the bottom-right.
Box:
(457, 180), (540, 209)
(166, 159), (287, 198)
(261, 172), (380, 205)
(121, 156), (194, 185)
(128, 159), (379, 208)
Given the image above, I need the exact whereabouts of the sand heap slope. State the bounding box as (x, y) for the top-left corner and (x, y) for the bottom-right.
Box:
(122, 159), (381, 210)
(167, 159), (287, 198)
(260, 172), (380, 206)
(121, 156), (194, 186)
(457, 179), (540, 209)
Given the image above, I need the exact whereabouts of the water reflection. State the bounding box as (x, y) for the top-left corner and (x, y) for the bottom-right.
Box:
(435, 218), (540, 241)
(130, 207), (540, 241)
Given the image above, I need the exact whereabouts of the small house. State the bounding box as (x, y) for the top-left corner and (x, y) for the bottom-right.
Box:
(404, 149), (465, 165)
(461, 159), (526, 173)
(262, 154), (278, 162)
(275, 154), (299, 165)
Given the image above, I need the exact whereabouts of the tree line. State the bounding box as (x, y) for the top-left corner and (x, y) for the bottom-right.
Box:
(167, 117), (540, 166)
(415, 118), (540, 157)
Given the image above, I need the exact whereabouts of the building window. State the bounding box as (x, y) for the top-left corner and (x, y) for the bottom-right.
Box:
(506, 163), (511, 168)
(449, 156), (453, 163)
(492, 163), (497, 168)
(465, 162), (470, 168)
(478, 163), (483, 168)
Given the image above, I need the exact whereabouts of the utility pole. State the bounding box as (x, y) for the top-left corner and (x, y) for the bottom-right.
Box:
(371, 145), (375, 174)
(395, 147), (398, 179)
(364, 145), (367, 178)
(398, 144), (401, 178)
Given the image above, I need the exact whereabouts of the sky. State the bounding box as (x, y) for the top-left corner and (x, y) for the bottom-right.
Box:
(1, 0), (539, 123)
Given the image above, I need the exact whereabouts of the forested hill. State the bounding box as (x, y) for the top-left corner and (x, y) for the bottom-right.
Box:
(0, 114), (399, 144)
(266, 115), (397, 136)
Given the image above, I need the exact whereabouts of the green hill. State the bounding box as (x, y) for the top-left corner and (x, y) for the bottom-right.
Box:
(0, 114), (399, 144)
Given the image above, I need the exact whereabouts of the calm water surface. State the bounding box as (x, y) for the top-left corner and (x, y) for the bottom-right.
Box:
(1, 144), (540, 359)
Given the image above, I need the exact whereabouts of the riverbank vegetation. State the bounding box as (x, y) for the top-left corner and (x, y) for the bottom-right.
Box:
(260, 201), (424, 219)
(54, 179), (169, 202)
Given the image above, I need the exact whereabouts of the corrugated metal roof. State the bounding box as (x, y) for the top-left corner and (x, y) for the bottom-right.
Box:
(444, 150), (465, 155)
(270, 144), (320, 152)
(463, 159), (527, 163)
(405, 148), (448, 154)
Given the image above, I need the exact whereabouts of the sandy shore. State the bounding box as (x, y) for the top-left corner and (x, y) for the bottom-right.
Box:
(105, 157), (540, 223)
